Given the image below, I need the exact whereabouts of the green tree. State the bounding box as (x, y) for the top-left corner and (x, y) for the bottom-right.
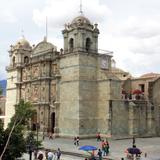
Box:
(0, 99), (36, 160)
(26, 131), (42, 151)
(0, 85), (2, 95)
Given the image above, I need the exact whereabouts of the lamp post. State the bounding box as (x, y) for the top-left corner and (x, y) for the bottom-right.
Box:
(26, 139), (33, 160)
(36, 123), (39, 150)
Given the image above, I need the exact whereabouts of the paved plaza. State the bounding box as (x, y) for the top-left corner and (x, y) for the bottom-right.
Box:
(22, 137), (160, 160)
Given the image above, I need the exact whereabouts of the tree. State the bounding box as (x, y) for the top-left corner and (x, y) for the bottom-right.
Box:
(0, 99), (36, 160)
(0, 85), (2, 95)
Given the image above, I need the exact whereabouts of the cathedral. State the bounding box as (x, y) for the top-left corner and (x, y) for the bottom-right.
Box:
(4, 12), (159, 138)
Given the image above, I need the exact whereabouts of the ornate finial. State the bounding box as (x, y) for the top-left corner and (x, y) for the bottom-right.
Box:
(79, 0), (83, 15)
(45, 16), (48, 41)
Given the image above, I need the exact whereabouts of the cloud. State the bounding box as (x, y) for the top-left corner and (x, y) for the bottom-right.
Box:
(0, 9), (17, 23)
(32, 0), (111, 30)
(130, 36), (160, 55)
(120, 16), (160, 39)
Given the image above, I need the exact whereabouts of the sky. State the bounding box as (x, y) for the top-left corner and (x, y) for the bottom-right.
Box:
(0, 0), (160, 80)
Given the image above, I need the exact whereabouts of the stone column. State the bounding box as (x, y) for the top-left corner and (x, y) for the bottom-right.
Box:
(128, 102), (138, 136)
(54, 73), (61, 136)
(147, 102), (156, 135)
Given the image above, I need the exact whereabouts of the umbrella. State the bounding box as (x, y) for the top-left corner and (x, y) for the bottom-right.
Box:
(126, 147), (141, 154)
(79, 145), (97, 151)
(132, 89), (142, 95)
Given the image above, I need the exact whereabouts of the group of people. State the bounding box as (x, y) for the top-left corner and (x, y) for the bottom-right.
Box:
(97, 132), (110, 156)
(34, 148), (61, 160)
(83, 133), (110, 160)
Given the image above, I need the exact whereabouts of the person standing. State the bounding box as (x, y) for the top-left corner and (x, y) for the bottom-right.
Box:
(96, 132), (101, 141)
(76, 136), (80, 146)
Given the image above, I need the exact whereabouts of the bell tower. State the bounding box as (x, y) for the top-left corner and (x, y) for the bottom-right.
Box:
(62, 15), (99, 54)
(59, 13), (100, 137)
(4, 37), (31, 128)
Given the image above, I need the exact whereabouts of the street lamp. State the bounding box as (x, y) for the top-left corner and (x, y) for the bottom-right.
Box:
(36, 123), (40, 150)
(26, 139), (34, 160)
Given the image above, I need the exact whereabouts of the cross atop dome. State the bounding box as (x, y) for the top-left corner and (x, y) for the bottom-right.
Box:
(79, 0), (83, 15)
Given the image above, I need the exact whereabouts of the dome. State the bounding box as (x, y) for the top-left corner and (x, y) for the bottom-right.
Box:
(33, 39), (57, 55)
(14, 37), (31, 49)
(71, 15), (91, 25)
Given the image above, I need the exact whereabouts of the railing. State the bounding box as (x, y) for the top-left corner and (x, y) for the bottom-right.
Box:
(63, 47), (113, 56)
(98, 49), (113, 56)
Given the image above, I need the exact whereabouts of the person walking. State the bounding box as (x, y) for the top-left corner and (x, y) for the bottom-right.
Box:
(74, 137), (77, 146)
(56, 148), (61, 160)
(97, 149), (102, 160)
(37, 151), (44, 160)
(48, 150), (54, 160)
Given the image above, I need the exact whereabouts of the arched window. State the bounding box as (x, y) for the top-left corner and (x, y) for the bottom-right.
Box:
(69, 38), (74, 52)
(86, 38), (91, 51)
(24, 56), (29, 64)
(12, 56), (15, 66)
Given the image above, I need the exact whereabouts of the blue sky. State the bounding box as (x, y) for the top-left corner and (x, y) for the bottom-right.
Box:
(1, 0), (160, 80)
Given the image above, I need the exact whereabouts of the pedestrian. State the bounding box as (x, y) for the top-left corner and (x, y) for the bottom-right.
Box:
(96, 132), (101, 141)
(56, 148), (61, 160)
(34, 149), (38, 160)
(104, 143), (109, 155)
(48, 150), (54, 160)
(90, 153), (96, 160)
(144, 152), (147, 157)
(37, 151), (44, 160)
(101, 140), (105, 156)
(74, 136), (77, 146)
(76, 136), (80, 146)
(45, 149), (49, 160)
(49, 132), (53, 139)
(97, 149), (102, 160)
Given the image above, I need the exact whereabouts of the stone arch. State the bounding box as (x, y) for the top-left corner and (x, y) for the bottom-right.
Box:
(69, 38), (74, 51)
(86, 37), (91, 51)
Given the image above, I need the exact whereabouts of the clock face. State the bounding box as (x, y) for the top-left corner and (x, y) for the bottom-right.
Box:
(101, 58), (108, 69)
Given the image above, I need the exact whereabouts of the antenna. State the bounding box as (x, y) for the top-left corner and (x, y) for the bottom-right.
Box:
(79, 0), (83, 15)
(45, 16), (48, 41)
(21, 29), (25, 38)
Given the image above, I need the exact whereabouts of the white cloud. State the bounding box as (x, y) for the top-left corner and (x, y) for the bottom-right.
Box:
(0, 9), (17, 23)
(1, 0), (160, 80)
(32, 0), (111, 30)
(119, 16), (160, 39)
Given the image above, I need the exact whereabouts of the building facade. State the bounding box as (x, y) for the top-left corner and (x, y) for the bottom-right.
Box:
(4, 14), (159, 138)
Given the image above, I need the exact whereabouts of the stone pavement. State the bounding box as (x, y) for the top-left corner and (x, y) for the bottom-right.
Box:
(41, 136), (160, 160)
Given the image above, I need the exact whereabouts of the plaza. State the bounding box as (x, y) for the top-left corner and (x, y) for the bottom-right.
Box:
(23, 137), (160, 160)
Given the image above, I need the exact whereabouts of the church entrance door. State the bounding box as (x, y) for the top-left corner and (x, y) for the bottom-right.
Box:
(51, 112), (55, 133)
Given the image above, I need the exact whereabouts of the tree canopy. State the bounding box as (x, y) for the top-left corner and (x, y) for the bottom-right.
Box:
(0, 99), (36, 160)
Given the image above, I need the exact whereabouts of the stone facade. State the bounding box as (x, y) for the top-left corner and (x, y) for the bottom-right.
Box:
(4, 14), (159, 138)
(149, 77), (160, 136)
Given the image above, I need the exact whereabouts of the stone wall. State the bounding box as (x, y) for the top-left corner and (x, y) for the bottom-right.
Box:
(111, 100), (149, 138)
(151, 78), (160, 135)
(59, 54), (80, 136)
